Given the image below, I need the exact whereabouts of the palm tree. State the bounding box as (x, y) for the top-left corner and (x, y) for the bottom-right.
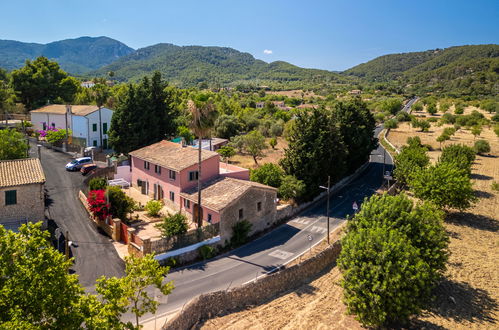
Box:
(188, 94), (217, 228)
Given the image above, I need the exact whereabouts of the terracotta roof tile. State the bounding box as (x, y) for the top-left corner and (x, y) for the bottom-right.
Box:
(30, 105), (106, 116)
(129, 140), (219, 172)
(0, 158), (46, 188)
(180, 177), (276, 211)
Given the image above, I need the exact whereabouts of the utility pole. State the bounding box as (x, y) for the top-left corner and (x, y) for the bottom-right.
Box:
(319, 175), (331, 244)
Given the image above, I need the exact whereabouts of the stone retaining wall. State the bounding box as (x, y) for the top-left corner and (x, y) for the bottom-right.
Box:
(163, 240), (342, 330)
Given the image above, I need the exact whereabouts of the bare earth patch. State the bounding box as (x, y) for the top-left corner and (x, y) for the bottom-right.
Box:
(196, 107), (498, 329)
(231, 137), (288, 169)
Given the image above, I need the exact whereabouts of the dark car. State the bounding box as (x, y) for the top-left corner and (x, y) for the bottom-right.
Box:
(80, 163), (98, 176)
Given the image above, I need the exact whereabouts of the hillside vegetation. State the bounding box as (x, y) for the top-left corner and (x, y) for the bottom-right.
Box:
(93, 43), (353, 88)
(0, 36), (134, 74)
(344, 45), (499, 97)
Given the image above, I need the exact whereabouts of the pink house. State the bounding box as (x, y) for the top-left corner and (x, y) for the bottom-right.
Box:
(129, 140), (277, 235)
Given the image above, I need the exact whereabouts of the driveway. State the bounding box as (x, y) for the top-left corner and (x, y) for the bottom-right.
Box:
(29, 143), (124, 288)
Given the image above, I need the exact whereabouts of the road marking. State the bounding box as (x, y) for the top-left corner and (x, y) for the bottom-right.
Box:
(268, 250), (294, 260)
(310, 226), (326, 234)
(291, 218), (311, 225)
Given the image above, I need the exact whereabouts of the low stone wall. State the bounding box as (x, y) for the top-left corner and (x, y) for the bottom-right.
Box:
(78, 190), (121, 241)
(276, 161), (370, 223)
(163, 240), (342, 330)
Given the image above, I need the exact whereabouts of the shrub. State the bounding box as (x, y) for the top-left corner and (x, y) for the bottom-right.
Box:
(454, 104), (464, 114)
(427, 103), (437, 115)
(89, 177), (107, 191)
(412, 102), (423, 111)
(106, 186), (136, 221)
(394, 140), (429, 185)
(250, 163), (284, 188)
(427, 117), (438, 123)
(494, 125), (499, 137)
(491, 181), (499, 192)
(474, 139), (491, 155)
(278, 175), (306, 200)
(145, 200), (163, 217)
(198, 245), (216, 260)
(230, 220), (252, 248)
(269, 137), (277, 149)
(395, 111), (411, 122)
(384, 118), (398, 129)
(409, 162), (476, 210)
(471, 125), (482, 139)
(155, 213), (189, 238)
(87, 190), (109, 221)
(411, 118), (430, 132)
(441, 113), (456, 124)
(46, 128), (71, 145)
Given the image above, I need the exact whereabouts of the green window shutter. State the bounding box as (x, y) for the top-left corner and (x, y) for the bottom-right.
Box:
(103, 123), (108, 134)
(5, 190), (17, 205)
(92, 123), (97, 132)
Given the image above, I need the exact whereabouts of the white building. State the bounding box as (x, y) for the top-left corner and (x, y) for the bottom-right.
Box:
(30, 105), (113, 149)
(81, 81), (96, 88)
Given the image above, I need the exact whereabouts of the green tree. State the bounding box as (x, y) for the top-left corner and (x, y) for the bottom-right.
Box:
(0, 74), (15, 124)
(97, 254), (174, 328)
(409, 162), (477, 210)
(145, 200), (163, 217)
(155, 212), (189, 238)
(278, 175), (306, 200)
(10, 57), (78, 110)
(436, 133), (450, 148)
(412, 102), (423, 111)
(471, 125), (482, 140)
(177, 126), (194, 145)
(188, 93), (217, 228)
(0, 129), (28, 160)
(269, 137), (277, 149)
(250, 163), (284, 188)
(380, 97), (403, 115)
(217, 145), (236, 165)
(427, 103), (437, 115)
(243, 130), (268, 165)
(440, 144), (475, 174)
(230, 220), (252, 248)
(280, 108), (347, 199)
(91, 84), (110, 147)
(106, 186), (136, 221)
(89, 177), (108, 191)
(474, 139), (491, 155)
(332, 98), (377, 171)
(384, 118), (398, 129)
(109, 72), (179, 154)
(338, 194), (448, 327)
(393, 138), (429, 185)
(0, 223), (106, 328)
(214, 114), (241, 139)
(411, 118), (430, 132)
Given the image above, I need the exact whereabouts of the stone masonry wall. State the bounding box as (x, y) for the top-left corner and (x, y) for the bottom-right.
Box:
(163, 240), (342, 330)
(0, 183), (45, 227)
(219, 187), (277, 243)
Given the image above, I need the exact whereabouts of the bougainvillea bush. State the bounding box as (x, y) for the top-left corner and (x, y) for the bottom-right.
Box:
(87, 190), (109, 221)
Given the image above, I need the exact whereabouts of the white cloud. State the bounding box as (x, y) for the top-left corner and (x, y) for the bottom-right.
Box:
(263, 49), (273, 55)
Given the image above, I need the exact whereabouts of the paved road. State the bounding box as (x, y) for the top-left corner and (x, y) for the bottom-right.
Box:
(29, 143), (124, 288)
(132, 98), (418, 325)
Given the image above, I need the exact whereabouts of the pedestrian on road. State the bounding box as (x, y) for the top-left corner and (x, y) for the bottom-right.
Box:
(352, 201), (359, 213)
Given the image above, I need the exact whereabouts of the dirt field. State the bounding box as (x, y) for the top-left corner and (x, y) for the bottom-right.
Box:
(230, 137), (288, 169)
(197, 106), (499, 329)
(265, 89), (321, 99)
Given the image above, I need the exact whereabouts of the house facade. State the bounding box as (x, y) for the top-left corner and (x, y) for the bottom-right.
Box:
(128, 140), (276, 233)
(0, 158), (46, 231)
(30, 105), (113, 149)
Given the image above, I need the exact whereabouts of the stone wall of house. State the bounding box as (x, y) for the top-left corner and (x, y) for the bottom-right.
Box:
(219, 187), (277, 243)
(0, 183), (46, 228)
(163, 240), (342, 330)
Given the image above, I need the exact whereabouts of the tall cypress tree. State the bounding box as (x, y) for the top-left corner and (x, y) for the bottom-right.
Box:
(109, 72), (179, 154)
(332, 98), (377, 172)
(280, 107), (347, 199)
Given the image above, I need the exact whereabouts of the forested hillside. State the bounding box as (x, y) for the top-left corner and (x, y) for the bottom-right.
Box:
(94, 43), (352, 88)
(0, 36), (134, 74)
(343, 45), (499, 96)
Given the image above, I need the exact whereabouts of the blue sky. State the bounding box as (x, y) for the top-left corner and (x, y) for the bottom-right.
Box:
(0, 0), (498, 71)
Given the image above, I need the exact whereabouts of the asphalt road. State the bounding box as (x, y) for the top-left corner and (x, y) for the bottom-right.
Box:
(29, 143), (124, 288)
(132, 98), (418, 325)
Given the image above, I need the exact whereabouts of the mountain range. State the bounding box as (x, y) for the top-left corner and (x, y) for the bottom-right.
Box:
(0, 36), (497, 93)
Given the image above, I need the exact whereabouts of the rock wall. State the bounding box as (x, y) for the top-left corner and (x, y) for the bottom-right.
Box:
(163, 241), (342, 330)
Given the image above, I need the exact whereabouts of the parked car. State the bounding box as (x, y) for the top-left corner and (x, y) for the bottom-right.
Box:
(80, 163), (98, 176)
(65, 157), (92, 171)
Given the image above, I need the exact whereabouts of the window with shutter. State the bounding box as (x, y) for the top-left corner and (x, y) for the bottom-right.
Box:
(5, 190), (17, 205)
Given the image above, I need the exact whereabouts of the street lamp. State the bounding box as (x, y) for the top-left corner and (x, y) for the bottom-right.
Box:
(319, 175), (331, 244)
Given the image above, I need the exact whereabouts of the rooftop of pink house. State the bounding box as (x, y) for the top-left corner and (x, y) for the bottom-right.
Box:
(180, 177), (277, 212)
(129, 140), (219, 171)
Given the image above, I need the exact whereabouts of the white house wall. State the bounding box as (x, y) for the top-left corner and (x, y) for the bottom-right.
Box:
(86, 108), (113, 148)
(72, 116), (89, 146)
(31, 113), (70, 131)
